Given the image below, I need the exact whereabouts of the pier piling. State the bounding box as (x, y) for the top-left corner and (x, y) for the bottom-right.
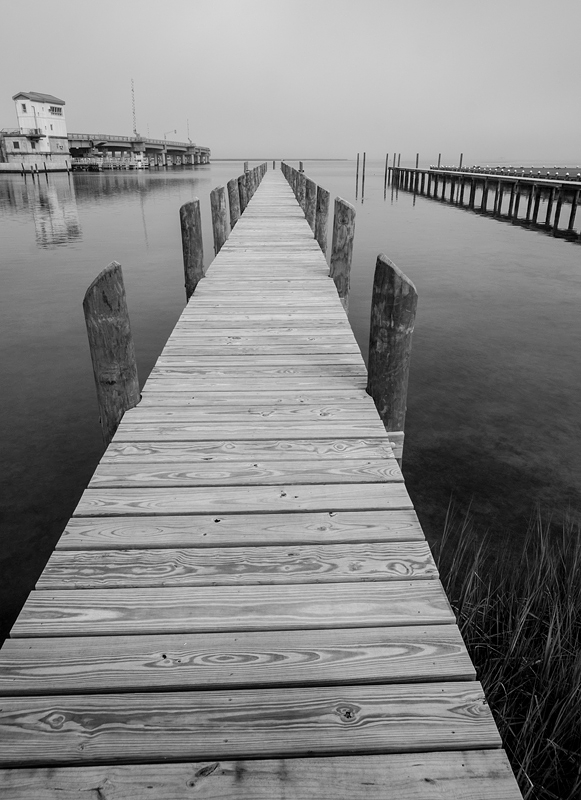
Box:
(180, 198), (205, 300)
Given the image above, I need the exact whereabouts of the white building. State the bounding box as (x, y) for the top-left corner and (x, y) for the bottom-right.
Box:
(0, 91), (70, 170)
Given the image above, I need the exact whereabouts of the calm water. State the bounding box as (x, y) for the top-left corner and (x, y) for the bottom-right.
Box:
(1, 160), (580, 639)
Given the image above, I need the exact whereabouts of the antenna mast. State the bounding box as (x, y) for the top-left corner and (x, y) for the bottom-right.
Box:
(131, 78), (137, 136)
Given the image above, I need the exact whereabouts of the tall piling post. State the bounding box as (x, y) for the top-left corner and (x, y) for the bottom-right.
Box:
(315, 185), (330, 255)
(227, 177), (241, 228)
(330, 197), (356, 312)
(366, 254), (418, 464)
(305, 177), (317, 232)
(83, 262), (140, 446)
(238, 174), (248, 215)
(210, 185), (228, 255)
(384, 154), (389, 194)
(180, 198), (205, 301)
(361, 152), (366, 199)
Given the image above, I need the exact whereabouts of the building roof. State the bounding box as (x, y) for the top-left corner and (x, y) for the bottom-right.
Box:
(12, 92), (65, 105)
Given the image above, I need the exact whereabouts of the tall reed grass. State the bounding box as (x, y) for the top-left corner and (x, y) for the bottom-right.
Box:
(435, 509), (581, 800)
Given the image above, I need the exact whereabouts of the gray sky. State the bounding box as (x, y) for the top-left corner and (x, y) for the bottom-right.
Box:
(1, 0), (580, 162)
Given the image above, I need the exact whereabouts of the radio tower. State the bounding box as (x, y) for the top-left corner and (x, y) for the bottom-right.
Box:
(131, 78), (138, 136)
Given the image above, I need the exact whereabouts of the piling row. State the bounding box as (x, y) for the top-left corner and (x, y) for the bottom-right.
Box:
(389, 166), (580, 239)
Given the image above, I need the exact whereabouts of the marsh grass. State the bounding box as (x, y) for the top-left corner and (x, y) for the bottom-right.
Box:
(435, 508), (581, 800)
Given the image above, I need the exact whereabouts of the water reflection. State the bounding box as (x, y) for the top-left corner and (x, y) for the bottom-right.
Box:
(0, 174), (81, 247)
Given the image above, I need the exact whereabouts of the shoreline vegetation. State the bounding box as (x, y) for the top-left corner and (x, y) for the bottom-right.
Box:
(436, 506), (581, 800)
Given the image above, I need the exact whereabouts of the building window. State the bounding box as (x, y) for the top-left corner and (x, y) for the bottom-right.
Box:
(31, 142), (36, 150)
(21, 103), (27, 112)
(49, 106), (62, 116)
(13, 142), (20, 149)
(50, 125), (53, 131)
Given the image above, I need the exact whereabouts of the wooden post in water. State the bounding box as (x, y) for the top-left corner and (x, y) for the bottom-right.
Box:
(180, 199), (204, 300)
(356, 153), (360, 190)
(366, 254), (417, 464)
(361, 152), (366, 198)
(568, 189), (579, 232)
(384, 154), (389, 193)
(227, 177), (241, 228)
(330, 197), (356, 312)
(83, 261), (140, 446)
(315, 185), (330, 254)
(305, 178), (317, 232)
(238, 174), (248, 214)
(552, 189), (563, 235)
(210, 186), (228, 255)
(297, 172), (307, 210)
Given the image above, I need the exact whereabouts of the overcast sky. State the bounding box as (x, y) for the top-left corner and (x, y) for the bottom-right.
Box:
(1, 0), (579, 163)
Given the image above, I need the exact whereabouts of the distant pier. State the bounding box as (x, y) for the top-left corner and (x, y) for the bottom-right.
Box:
(389, 166), (580, 240)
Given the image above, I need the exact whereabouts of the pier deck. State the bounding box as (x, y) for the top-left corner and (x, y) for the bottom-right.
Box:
(0, 171), (521, 798)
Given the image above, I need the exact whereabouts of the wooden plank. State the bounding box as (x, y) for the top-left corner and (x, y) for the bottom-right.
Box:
(154, 355), (366, 367)
(88, 458), (402, 488)
(137, 391), (374, 405)
(0, 751), (523, 799)
(141, 379), (370, 392)
(73, 483), (413, 516)
(0, 625), (474, 695)
(120, 403), (380, 423)
(12, 581), (453, 637)
(56, 510), (425, 550)
(0, 683), (500, 766)
(111, 422), (388, 441)
(101, 438), (394, 462)
(38, 541), (435, 589)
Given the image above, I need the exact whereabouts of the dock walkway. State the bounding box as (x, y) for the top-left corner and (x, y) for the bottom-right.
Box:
(0, 170), (522, 798)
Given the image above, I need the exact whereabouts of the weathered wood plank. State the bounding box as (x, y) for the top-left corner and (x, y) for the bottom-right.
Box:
(38, 541), (434, 589)
(56, 510), (425, 550)
(101, 438), (393, 462)
(0, 751), (523, 800)
(88, 458), (402, 488)
(120, 403), (379, 423)
(12, 581), (453, 637)
(0, 625), (473, 695)
(73, 483), (413, 516)
(111, 422), (388, 441)
(0, 683), (500, 766)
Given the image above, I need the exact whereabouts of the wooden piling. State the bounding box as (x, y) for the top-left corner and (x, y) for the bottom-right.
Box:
(244, 161), (249, 172)
(362, 152), (366, 198)
(305, 178), (317, 231)
(330, 197), (356, 311)
(384, 154), (389, 193)
(366, 254), (418, 460)
(238, 174), (248, 214)
(83, 261), (140, 446)
(315, 185), (330, 254)
(552, 189), (563, 235)
(210, 186), (228, 255)
(356, 153), (360, 189)
(227, 177), (241, 228)
(297, 172), (307, 210)
(568, 189), (579, 232)
(179, 199), (205, 301)
(437, 153), (441, 168)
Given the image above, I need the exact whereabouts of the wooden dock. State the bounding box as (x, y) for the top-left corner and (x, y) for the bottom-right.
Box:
(0, 170), (522, 798)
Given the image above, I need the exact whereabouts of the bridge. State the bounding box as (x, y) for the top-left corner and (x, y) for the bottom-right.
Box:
(68, 132), (210, 166)
(0, 167), (521, 798)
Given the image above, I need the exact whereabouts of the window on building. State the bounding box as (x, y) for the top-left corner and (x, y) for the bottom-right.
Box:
(50, 125), (53, 131)
(21, 103), (27, 112)
(31, 142), (36, 150)
(49, 106), (63, 116)
(13, 142), (20, 149)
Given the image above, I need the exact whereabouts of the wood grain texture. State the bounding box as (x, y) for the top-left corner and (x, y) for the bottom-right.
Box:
(82, 262), (140, 446)
(38, 541), (435, 589)
(0, 682), (499, 766)
(180, 199), (204, 300)
(111, 421), (387, 441)
(101, 438), (394, 462)
(56, 510), (425, 550)
(73, 483), (413, 516)
(88, 458), (402, 488)
(12, 581), (453, 637)
(0, 625), (472, 695)
(0, 751), (523, 799)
